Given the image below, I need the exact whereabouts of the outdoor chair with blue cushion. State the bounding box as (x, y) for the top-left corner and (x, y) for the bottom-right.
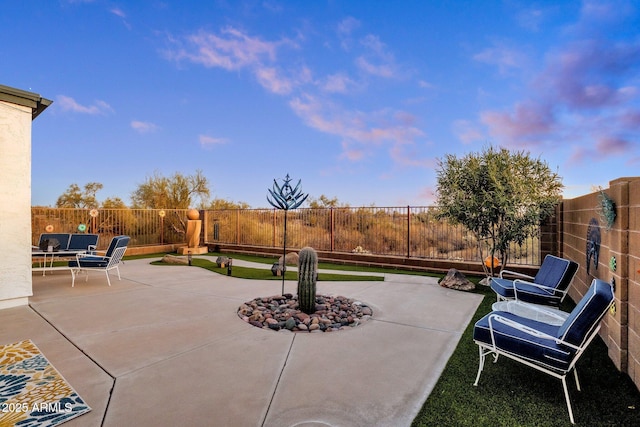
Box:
(69, 236), (130, 287)
(473, 278), (614, 424)
(490, 254), (579, 307)
(67, 233), (99, 252)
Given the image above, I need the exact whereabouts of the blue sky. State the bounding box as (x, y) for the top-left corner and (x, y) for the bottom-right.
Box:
(3, 0), (639, 208)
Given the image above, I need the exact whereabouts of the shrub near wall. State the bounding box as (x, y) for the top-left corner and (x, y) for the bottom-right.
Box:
(561, 177), (640, 392)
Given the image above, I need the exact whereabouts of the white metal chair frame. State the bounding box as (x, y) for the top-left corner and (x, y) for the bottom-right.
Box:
(473, 313), (602, 424)
(70, 246), (127, 287)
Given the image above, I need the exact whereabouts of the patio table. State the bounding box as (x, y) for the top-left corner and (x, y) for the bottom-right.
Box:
(492, 300), (569, 326)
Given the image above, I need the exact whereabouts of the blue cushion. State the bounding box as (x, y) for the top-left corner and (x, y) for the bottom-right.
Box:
(490, 278), (515, 299)
(68, 234), (99, 251)
(557, 279), (614, 347)
(513, 281), (563, 306)
(105, 236), (130, 257)
(533, 255), (578, 291)
(474, 311), (574, 373)
(38, 233), (70, 251)
(491, 255), (578, 305)
(69, 256), (109, 268)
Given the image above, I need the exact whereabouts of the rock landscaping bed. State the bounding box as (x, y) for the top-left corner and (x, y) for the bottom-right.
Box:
(238, 293), (373, 332)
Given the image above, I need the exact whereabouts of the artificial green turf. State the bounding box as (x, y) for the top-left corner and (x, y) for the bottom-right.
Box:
(152, 256), (384, 281)
(202, 251), (442, 278)
(411, 285), (640, 426)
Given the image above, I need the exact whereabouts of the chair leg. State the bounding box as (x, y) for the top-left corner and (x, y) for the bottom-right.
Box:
(562, 377), (576, 424)
(474, 345), (486, 386)
(573, 368), (581, 392)
(104, 271), (112, 286)
(71, 269), (76, 287)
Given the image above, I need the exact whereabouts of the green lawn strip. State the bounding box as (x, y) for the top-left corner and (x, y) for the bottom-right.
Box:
(151, 257), (384, 281)
(202, 251), (441, 278)
(411, 285), (640, 426)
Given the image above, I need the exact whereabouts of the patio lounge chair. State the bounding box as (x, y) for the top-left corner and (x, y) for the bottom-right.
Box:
(473, 278), (614, 424)
(69, 236), (130, 287)
(490, 254), (579, 307)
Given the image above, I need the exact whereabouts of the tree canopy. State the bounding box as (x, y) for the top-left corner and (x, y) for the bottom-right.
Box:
(436, 146), (562, 274)
(307, 194), (349, 208)
(131, 170), (210, 209)
(206, 198), (250, 210)
(55, 182), (103, 208)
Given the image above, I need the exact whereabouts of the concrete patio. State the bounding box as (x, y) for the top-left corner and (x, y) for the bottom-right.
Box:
(1, 257), (482, 426)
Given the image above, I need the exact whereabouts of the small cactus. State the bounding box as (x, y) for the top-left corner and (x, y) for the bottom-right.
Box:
(297, 247), (318, 314)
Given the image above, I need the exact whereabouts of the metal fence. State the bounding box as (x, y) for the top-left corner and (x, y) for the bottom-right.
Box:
(31, 207), (189, 251)
(204, 207), (540, 265)
(32, 207), (541, 265)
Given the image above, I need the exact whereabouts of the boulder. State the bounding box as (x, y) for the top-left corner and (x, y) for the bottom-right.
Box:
(278, 252), (299, 266)
(162, 254), (189, 265)
(439, 268), (475, 291)
(216, 256), (229, 267)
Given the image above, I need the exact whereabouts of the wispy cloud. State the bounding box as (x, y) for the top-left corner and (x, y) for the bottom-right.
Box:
(168, 27), (280, 71)
(321, 73), (356, 93)
(516, 7), (547, 31)
(337, 17), (361, 51)
(337, 17), (361, 37)
(56, 95), (113, 114)
(109, 7), (131, 29)
(289, 94), (426, 163)
(199, 134), (228, 148)
(416, 185), (437, 204)
(481, 101), (554, 145)
(356, 34), (397, 78)
(110, 8), (126, 19)
(165, 23), (424, 170)
(131, 120), (159, 133)
(473, 41), (528, 74)
(452, 119), (484, 144)
(165, 26), (299, 96)
(255, 67), (293, 94)
(475, 2), (640, 161)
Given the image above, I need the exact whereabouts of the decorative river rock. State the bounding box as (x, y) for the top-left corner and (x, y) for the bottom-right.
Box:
(238, 294), (373, 332)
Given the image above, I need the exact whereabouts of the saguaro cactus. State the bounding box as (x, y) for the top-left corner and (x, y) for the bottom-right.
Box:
(297, 247), (318, 314)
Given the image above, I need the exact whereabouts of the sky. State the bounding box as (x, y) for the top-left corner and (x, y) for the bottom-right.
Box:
(3, 0), (639, 208)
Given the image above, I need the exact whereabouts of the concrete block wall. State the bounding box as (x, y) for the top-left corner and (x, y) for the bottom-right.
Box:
(561, 177), (640, 390)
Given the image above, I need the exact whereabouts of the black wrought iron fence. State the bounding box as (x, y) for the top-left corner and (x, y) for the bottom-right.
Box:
(203, 207), (541, 265)
(31, 207), (541, 265)
(31, 208), (189, 251)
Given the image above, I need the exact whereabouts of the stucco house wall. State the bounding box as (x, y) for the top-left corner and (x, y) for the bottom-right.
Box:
(0, 85), (51, 309)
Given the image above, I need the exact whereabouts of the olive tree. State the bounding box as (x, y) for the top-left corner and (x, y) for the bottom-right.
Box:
(435, 146), (562, 276)
(131, 170), (211, 238)
(56, 182), (103, 208)
(131, 170), (210, 209)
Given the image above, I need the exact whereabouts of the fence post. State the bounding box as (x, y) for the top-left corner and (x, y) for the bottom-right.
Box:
(407, 205), (411, 258)
(272, 209), (276, 247)
(330, 207), (334, 252)
(236, 209), (240, 245)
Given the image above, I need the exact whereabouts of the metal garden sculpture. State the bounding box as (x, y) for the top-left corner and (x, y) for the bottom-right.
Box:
(267, 174), (308, 294)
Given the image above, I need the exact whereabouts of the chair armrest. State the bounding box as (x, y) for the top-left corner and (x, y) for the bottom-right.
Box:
(488, 314), (555, 339)
(75, 250), (107, 261)
(513, 279), (569, 300)
(494, 300), (570, 325)
(499, 269), (535, 280)
(487, 314), (582, 351)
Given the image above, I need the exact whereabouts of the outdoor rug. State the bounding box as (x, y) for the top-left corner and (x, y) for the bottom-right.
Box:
(0, 339), (91, 426)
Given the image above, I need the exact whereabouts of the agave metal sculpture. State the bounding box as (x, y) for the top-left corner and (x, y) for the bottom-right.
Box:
(267, 174), (308, 294)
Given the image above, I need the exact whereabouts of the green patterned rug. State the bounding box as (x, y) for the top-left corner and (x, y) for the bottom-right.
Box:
(0, 339), (91, 426)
